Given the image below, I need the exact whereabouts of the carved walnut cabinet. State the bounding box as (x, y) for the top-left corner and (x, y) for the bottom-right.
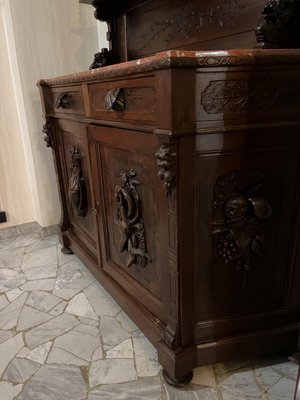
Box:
(39, 48), (300, 385)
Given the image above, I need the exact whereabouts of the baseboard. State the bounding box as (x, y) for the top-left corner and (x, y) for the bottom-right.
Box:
(0, 221), (59, 240)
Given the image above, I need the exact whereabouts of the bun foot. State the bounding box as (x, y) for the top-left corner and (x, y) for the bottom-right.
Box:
(163, 370), (193, 387)
(61, 247), (73, 255)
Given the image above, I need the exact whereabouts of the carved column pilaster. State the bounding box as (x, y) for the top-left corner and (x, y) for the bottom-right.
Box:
(156, 140), (181, 351)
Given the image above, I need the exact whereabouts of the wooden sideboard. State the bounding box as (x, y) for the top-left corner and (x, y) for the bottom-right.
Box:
(39, 49), (300, 385)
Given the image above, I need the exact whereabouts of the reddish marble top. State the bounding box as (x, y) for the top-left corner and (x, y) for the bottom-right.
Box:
(38, 49), (300, 87)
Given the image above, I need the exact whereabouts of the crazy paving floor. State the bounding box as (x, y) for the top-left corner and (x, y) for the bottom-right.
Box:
(0, 232), (298, 399)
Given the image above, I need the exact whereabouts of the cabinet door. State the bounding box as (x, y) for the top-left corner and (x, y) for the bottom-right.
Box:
(55, 119), (98, 259)
(89, 125), (169, 321)
(195, 129), (300, 341)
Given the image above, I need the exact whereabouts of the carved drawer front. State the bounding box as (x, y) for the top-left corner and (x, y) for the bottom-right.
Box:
(86, 76), (156, 123)
(50, 85), (85, 116)
(194, 133), (300, 342)
(89, 125), (168, 321)
(56, 119), (97, 258)
(196, 69), (300, 129)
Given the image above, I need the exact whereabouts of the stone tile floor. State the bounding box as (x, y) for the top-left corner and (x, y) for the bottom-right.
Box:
(0, 232), (298, 399)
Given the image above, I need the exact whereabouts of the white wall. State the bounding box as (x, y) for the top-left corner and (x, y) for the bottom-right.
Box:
(0, 0), (99, 229)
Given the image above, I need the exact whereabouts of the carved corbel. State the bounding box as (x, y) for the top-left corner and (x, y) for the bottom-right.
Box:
(155, 144), (176, 196)
(43, 118), (54, 148)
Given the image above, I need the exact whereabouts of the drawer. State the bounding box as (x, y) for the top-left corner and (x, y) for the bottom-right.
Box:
(86, 76), (156, 123)
(50, 86), (85, 115)
(196, 68), (300, 130)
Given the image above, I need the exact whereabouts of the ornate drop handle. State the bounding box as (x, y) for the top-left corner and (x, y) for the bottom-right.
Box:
(105, 88), (125, 111)
(55, 92), (72, 109)
(68, 146), (86, 217)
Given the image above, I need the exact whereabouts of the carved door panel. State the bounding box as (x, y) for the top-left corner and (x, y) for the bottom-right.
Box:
(89, 125), (169, 321)
(55, 119), (98, 258)
(195, 139), (300, 341)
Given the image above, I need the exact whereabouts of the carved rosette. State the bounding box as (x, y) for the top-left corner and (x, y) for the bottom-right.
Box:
(68, 146), (86, 217)
(155, 144), (176, 196)
(115, 169), (151, 268)
(211, 170), (273, 290)
(43, 119), (53, 148)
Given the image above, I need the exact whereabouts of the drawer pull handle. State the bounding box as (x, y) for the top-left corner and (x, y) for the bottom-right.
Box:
(105, 88), (125, 112)
(56, 92), (72, 109)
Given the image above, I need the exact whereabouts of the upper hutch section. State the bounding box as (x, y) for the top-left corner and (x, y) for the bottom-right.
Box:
(80, 0), (300, 63)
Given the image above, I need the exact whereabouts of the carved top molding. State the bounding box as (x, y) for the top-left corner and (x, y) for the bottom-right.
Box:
(38, 49), (300, 87)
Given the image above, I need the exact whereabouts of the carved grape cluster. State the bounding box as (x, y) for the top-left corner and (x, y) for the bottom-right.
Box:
(217, 235), (239, 265)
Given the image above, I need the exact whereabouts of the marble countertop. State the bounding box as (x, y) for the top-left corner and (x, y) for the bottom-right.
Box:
(38, 49), (300, 87)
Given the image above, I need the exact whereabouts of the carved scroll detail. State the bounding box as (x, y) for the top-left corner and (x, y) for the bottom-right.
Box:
(211, 170), (272, 290)
(43, 119), (53, 148)
(155, 144), (176, 196)
(115, 169), (151, 268)
(68, 146), (86, 217)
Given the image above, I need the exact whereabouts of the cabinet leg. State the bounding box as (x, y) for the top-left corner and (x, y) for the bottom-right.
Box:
(61, 247), (73, 255)
(162, 370), (193, 387)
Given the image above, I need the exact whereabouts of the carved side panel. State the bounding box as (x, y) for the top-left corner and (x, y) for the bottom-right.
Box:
(195, 146), (300, 326)
(211, 170), (273, 291)
(115, 169), (151, 268)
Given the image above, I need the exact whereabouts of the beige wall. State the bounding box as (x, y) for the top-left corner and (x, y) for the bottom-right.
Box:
(0, 0), (98, 229)
(0, 8), (35, 228)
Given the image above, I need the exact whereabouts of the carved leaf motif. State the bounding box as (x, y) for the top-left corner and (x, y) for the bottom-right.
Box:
(115, 169), (151, 268)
